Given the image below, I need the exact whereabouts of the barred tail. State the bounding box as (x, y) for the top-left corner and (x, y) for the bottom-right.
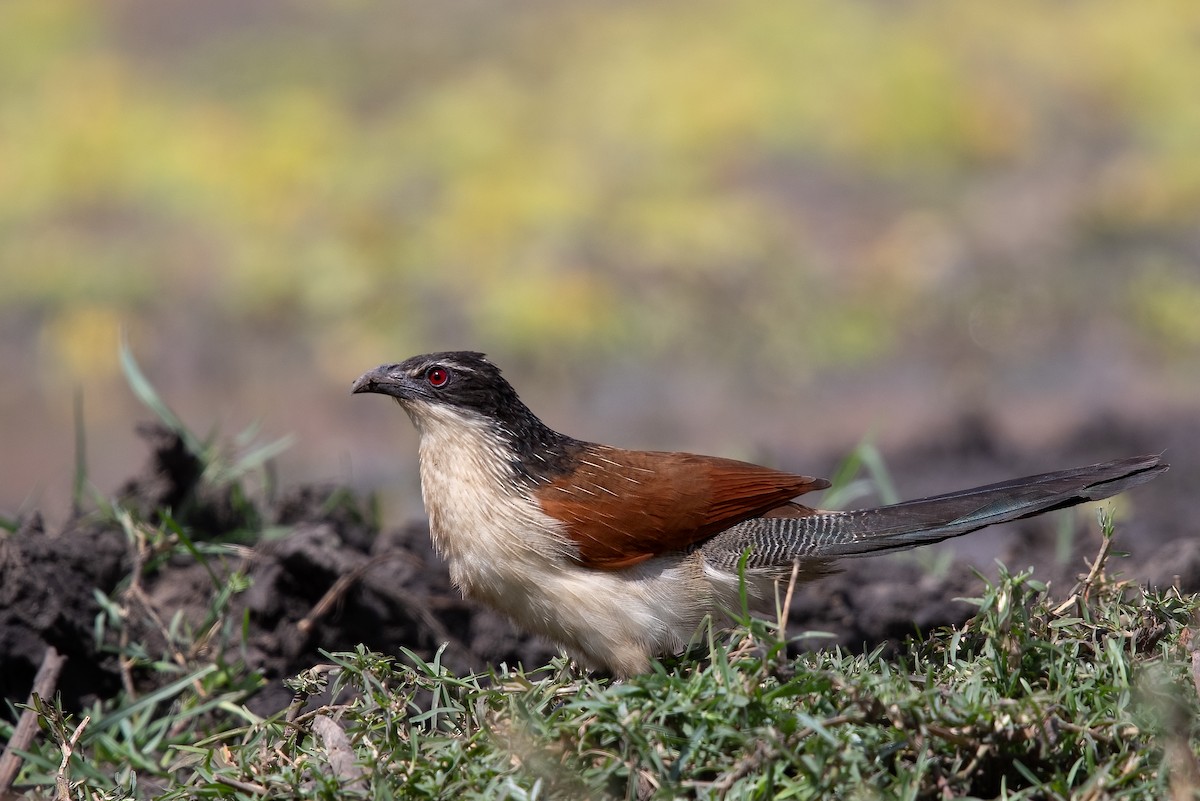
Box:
(701, 454), (1166, 571)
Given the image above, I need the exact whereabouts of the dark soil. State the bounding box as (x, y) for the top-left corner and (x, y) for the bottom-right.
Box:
(2, 413), (1195, 718)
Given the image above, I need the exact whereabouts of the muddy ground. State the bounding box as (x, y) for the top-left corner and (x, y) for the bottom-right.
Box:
(2, 412), (1196, 718)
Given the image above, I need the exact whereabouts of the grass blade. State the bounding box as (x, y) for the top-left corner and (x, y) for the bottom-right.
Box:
(119, 337), (204, 457)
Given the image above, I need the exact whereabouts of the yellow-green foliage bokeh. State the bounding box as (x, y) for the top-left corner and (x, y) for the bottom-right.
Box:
(3, 0), (1198, 388)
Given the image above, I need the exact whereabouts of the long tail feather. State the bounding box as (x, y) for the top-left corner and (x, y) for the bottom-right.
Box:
(701, 454), (1166, 571)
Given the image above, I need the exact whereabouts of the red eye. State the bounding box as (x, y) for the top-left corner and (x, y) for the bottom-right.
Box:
(426, 367), (449, 387)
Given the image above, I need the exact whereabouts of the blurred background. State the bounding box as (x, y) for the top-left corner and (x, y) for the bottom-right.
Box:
(2, 0), (1198, 528)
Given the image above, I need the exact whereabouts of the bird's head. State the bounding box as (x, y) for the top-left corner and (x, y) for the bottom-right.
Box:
(352, 351), (579, 479)
(351, 351), (514, 419)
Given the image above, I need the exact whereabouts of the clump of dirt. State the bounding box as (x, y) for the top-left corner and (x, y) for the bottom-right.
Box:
(1, 425), (556, 717)
(1, 414), (1193, 718)
(0, 514), (128, 711)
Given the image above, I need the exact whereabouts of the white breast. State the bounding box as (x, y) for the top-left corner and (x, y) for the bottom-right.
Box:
(402, 400), (713, 675)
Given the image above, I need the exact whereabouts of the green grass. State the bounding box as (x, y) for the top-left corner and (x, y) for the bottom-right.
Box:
(7, 511), (1200, 800)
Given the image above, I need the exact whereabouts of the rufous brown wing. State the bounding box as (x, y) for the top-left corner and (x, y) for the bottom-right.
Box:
(536, 445), (830, 569)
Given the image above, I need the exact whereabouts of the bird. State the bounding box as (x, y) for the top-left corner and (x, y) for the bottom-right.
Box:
(351, 351), (1167, 677)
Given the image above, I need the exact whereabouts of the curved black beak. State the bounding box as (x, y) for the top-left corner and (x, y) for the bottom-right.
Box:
(351, 364), (409, 398)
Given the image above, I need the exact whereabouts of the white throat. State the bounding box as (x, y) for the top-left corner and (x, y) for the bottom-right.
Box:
(402, 399), (572, 568)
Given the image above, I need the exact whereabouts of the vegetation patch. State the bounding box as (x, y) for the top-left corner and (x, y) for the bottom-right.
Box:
(1, 356), (1194, 799)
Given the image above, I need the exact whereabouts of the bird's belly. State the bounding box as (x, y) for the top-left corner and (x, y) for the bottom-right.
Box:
(425, 485), (711, 674)
(449, 544), (711, 675)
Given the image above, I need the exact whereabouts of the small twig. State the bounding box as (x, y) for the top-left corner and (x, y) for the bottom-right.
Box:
(1079, 523), (1116, 603)
(116, 614), (137, 699)
(710, 740), (776, 797)
(298, 552), (466, 653)
(1052, 519), (1118, 617)
(0, 647), (68, 794)
(1052, 717), (1119, 743)
(115, 509), (214, 699)
(287, 702), (357, 730)
(297, 561), (378, 635)
(311, 715), (368, 794)
(126, 582), (194, 670)
(777, 558), (802, 637)
(925, 723), (979, 748)
(214, 774), (270, 796)
(54, 715), (90, 801)
(954, 743), (992, 782)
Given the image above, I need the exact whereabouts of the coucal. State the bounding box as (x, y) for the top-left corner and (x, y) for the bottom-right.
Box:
(352, 351), (1166, 676)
